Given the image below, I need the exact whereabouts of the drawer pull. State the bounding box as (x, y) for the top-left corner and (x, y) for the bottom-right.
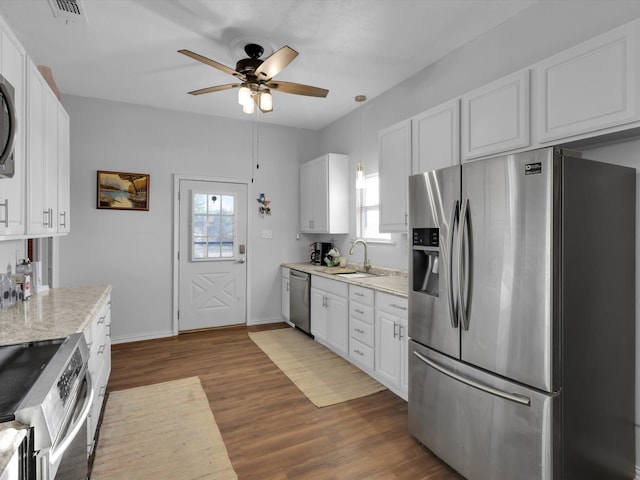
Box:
(98, 344), (106, 354)
(354, 328), (364, 334)
(390, 303), (407, 311)
(354, 349), (364, 356)
(354, 292), (364, 297)
(98, 315), (106, 325)
(355, 309), (364, 314)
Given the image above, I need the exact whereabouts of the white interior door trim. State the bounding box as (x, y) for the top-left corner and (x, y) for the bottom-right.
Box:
(172, 173), (251, 335)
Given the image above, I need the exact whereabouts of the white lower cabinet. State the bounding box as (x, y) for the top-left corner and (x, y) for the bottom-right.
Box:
(310, 276), (348, 358)
(281, 267), (290, 323)
(83, 293), (112, 456)
(375, 292), (408, 400)
(348, 285), (375, 373)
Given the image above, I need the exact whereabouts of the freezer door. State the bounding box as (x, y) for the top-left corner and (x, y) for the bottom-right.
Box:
(460, 148), (559, 392)
(408, 166), (461, 358)
(408, 341), (559, 480)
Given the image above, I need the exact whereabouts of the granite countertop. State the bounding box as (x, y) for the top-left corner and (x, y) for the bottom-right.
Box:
(282, 262), (408, 298)
(0, 285), (112, 346)
(0, 421), (28, 476)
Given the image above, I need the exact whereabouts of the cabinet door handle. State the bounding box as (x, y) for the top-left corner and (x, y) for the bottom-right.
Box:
(60, 211), (67, 228)
(43, 209), (49, 227)
(0, 198), (8, 227)
(393, 322), (398, 338)
(399, 324), (404, 340)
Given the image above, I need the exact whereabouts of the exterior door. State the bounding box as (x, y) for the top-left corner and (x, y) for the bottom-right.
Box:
(178, 179), (247, 331)
(460, 149), (557, 392)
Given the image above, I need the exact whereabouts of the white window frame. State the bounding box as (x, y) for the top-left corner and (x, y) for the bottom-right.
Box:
(356, 173), (391, 243)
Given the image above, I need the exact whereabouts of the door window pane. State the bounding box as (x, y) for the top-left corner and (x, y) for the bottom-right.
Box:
(191, 192), (236, 260)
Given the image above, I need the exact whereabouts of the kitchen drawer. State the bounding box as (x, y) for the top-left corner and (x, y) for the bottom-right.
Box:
(350, 317), (374, 347)
(376, 291), (408, 318)
(349, 285), (374, 306)
(349, 338), (374, 371)
(312, 275), (348, 298)
(349, 301), (374, 326)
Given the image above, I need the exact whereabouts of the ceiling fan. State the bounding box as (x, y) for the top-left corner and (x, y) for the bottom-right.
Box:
(178, 43), (329, 114)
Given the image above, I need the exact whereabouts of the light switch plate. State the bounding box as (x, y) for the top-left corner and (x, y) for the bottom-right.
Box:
(261, 229), (273, 239)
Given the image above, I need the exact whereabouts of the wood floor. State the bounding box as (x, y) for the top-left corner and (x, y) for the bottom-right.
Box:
(107, 323), (463, 480)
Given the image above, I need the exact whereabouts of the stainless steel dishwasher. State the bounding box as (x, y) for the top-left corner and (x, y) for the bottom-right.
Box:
(289, 269), (311, 336)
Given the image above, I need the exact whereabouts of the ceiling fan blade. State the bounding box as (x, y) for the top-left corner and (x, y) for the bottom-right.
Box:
(187, 83), (241, 96)
(267, 81), (329, 98)
(178, 49), (244, 78)
(254, 46), (298, 80)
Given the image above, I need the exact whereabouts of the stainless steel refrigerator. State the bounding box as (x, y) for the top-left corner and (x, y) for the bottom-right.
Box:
(408, 147), (635, 480)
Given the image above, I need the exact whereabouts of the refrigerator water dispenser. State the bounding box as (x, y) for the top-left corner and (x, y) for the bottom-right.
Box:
(412, 228), (439, 297)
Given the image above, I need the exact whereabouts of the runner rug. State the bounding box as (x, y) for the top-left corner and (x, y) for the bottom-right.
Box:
(248, 327), (386, 407)
(91, 376), (237, 479)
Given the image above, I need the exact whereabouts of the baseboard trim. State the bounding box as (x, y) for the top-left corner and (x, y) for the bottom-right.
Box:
(111, 329), (173, 344)
(247, 316), (284, 326)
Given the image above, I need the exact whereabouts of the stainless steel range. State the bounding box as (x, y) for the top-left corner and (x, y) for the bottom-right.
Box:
(0, 334), (93, 480)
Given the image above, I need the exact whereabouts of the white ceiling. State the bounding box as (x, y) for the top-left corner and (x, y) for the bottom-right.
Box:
(0, 0), (538, 130)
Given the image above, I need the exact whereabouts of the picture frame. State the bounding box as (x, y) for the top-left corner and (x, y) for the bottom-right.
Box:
(97, 170), (150, 211)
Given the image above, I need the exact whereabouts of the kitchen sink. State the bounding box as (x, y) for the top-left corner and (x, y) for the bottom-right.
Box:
(335, 272), (385, 278)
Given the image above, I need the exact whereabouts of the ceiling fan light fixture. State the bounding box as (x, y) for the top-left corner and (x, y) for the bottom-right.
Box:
(238, 85), (251, 106)
(259, 90), (273, 112)
(242, 99), (255, 114)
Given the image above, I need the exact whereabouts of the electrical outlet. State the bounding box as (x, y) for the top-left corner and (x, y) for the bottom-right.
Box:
(261, 229), (273, 239)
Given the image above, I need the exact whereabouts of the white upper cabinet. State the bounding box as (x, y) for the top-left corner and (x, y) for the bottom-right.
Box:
(461, 69), (530, 161)
(300, 153), (349, 234)
(57, 105), (70, 234)
(0, 25), (25, 237)
(27, 61), (47, 235)
(379, 119), (411, 233)
(535, 20), (639, 143)
(27, 60), (59, 236)
(411, 98), (460, 174)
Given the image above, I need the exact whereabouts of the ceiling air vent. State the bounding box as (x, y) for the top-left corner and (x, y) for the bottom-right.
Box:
(47, 0), (89, 24)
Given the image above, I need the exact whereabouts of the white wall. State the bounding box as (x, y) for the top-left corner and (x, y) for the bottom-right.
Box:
(56, 96), (316, 341)
(0, 239), (26, 275)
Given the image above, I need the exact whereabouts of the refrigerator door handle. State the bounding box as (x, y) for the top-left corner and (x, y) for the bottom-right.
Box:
(446, 200), (460, 328)
(458, 198), (471, 331)
(412, 350), (531, 406)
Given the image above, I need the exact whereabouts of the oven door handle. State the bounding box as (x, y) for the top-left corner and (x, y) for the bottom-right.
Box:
(49, 370), (94, 465)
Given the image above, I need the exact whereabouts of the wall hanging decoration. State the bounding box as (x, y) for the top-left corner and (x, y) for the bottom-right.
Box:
(257, 193), (271, 217)
(97, 170), (150, 211)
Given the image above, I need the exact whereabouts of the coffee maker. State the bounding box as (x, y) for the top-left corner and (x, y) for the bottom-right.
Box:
(310, 242), (333, 265)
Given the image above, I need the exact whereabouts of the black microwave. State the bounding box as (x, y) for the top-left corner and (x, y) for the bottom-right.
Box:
(0, 73), (16, 178)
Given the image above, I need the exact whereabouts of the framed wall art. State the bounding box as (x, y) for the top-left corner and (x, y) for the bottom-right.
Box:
(97, 170), (150, 211)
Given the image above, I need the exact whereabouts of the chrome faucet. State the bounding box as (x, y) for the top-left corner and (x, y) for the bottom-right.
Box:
(349, 238), (371, 273)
